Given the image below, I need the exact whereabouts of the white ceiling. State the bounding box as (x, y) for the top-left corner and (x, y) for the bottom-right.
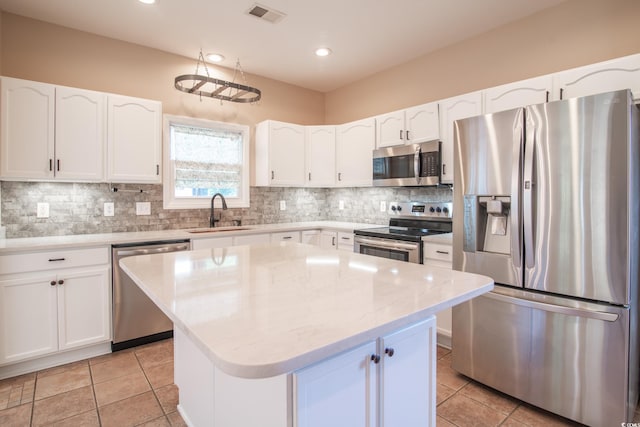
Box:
(0, 0), (566, 92)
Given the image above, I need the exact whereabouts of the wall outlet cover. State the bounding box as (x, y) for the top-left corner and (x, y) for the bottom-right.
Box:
(104, 202), (115, 217)
(380, 201), (386, 212)
(36, 202), (49, 218)
(136, 202), (151, 216)
(339, 200), (345, 210)
(279, 200), (286, 211)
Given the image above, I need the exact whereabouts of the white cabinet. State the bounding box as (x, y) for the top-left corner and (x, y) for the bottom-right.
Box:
(439, 91), (483, 184)
(336, 118), (375, 187)
(423, 240), (453, 345)
(107, 94), (162, 183)
(270, 231), (301, 243)
(191, 236), (233, 250)
(255, 120), (306, 186)
(484, 75), (553, 114)
(301, 230), (320, 245)
(0, 247), (110, 365)
(553, 53), (640, 101)
(306, 126), (336, 187)
(0, 77), (55, 180)
(337, 232), (355, 252)
(320, 231), (338, 250)
(295, 317), (436, 427)
(376, 103), (439, 148)
(234, 233), (270, 245)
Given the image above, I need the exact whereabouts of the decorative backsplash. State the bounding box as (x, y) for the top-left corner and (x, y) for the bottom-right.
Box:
(0, 181), (452, 238)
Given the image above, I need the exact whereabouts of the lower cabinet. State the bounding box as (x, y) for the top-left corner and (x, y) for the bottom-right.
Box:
(191, 236), (233, 250)
(337, 231), (355, 252)
(270, 231), (301, 243)
(294, 316), (436, 427)
(423, 241), (453, 345)
(320, 230), (338, 249)
(0, 265), (110, 365)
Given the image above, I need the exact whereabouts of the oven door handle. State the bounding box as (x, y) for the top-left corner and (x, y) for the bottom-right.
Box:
(355, 237), (419, 251)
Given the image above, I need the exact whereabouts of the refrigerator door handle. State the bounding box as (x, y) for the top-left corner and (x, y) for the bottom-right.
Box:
(483, 291), (619, 322)
(523, 122), (535, 269)
(511, 114), (524, 273)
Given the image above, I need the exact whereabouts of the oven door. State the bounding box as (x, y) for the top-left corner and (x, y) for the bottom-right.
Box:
(354, 235), (421, 263)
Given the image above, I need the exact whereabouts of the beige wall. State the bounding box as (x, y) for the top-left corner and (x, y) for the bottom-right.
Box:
(0, 13), (325, 127)
(325, 0), (640, 123)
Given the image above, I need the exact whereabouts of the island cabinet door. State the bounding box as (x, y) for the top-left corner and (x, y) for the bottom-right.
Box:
(378, 316), (436, 427)
(294, 340), (378, 427)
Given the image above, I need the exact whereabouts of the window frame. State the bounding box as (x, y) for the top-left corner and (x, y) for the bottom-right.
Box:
(162, 114), (250, 210)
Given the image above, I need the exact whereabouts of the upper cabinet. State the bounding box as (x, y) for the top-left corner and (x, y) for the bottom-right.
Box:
(0, 77), (161, 183)
(439, 91), (483, 184)
(306, 126), (336, 187)
(1, 77), (55, 180)
(484, 76), (553, 114)
(336, 118), (375, 187)
(375, 102), (439, 148)
(255, 120), (306, 186)
(107, 95), (162, 184)
(553, 53), (640, 102)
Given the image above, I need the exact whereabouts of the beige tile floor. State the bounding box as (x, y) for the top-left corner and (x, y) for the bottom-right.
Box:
(0, 340), (637, 426)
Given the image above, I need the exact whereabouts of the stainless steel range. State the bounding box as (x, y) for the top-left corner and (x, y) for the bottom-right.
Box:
(354, 201), (452, 263)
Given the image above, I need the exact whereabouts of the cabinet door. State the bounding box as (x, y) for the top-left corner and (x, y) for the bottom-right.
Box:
(58, 267), (111, 350)
(553, 54), (640, 101)
(306, 126), (336, 187)
(376, 111), (405, 147)
(0, 77), (55, 179)
(336, 118), (375, 187)
(301, 230), (320, 245)
(0, 275), (58, 364)
(107, 95), (162, 183)
(439, 91), (483, 184)
(320, 231), (337, 249)
(484, 75), (552, 114)
(379, 316), (436, 427)
(234, 233), (270, 245)
(269, 121), (305, 186)
(405, 102), (439, 144)
(191, 236), (233, 250)
(55, 86), (106, 181)
(295, 341), (377, 427)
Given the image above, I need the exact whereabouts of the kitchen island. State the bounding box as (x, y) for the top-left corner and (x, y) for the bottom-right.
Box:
(120, 242), (493, 427)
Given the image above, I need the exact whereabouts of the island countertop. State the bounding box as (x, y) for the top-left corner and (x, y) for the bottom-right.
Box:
(120, 242), (493, 379)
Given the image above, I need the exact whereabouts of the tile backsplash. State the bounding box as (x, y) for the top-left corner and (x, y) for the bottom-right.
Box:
(0, 181), (452, 238)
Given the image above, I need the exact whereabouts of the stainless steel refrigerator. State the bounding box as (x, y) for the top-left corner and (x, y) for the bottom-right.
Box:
(452, 89), (640, 425)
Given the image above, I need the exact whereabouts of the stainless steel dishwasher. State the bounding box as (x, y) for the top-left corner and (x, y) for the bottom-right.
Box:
(111, 240), (190, 351)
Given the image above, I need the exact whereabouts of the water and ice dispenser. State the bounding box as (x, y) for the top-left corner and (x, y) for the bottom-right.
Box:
(463, 195), (511, 255)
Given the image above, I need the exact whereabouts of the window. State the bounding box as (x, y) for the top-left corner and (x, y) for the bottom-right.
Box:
(163, 115), (250, 209)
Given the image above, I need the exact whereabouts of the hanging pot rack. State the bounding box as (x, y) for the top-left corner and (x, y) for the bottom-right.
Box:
(174, 50), (261, 104)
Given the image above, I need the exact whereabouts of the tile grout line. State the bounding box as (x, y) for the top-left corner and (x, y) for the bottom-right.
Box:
(133, 349), (170, 424)
(87, 359), (103, 427)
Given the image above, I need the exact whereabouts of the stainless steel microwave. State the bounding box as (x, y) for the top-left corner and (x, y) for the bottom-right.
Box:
(372, 140), (441, 186)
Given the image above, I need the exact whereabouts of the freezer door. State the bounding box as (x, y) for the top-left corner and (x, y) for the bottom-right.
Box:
(452, 287), (633, 425)
(453, 108), (523, 287)
(524, 90), (636, 304)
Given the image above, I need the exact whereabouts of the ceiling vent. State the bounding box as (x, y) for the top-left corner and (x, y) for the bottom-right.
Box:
(246, 3), (286, 24)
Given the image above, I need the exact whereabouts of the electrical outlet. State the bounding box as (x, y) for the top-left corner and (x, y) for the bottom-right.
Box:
(104, 202), (114, 217)
(339, 200), (345, 210)
(36, 202), (49, 218)
(279, 200), (286, 211)
(380, 201), (386, 212)
(136, 202), (151, 216)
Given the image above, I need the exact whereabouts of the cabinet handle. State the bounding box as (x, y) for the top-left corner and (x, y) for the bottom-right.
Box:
(338, 172), (342, 181)
(436, 250), (449, 255)
(332, 236), (336, 246)
(57, 159), (60, 171)
(341, 236), (350, 240)
(406, 130), (410, 140)
(399, 130), (403, 140)
(48, 258), (66, 262)
(50, 280), (57, 286)
(545, 91), (549, 103)
(57, 279), (64, 285)
(371, 354), (381, 364)
(156, 164), (160, 175)
(271, 171), (275, 180)
(442, 164), (446, 176)
(49, 159), (53, 171)
(385, 347), (395, 357)
(560, 88), (564, 100)
(308, 172), (311, 181)
(283, 236), (292, 240)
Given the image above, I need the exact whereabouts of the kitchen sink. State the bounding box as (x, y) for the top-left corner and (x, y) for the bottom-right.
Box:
(187, 227), (251, 234)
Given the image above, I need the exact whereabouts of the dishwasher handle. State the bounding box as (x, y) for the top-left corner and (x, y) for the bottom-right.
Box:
(115, 244), (190, 258)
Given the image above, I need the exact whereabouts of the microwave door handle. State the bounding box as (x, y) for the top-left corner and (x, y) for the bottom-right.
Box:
(414, 147), (421, 183)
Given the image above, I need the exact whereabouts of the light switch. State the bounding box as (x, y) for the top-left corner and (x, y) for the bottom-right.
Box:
(279, 200), (286, 211)
(37, 203), (49, 218)
(104, 202), (115, 217)
(380, 201), (386, 212)
(339, 200), (345, 210)
(136, 202), (151, 215)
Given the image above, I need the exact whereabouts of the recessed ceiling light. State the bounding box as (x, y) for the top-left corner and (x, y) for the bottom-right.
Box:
(206, 53), (225, 63)
(315, 47), (332, 57)
(139, 0), (156, 4)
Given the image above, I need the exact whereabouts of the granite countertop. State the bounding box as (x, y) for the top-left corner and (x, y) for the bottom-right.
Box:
(0, 221), (381, 253)
(120, 242), (492, 379)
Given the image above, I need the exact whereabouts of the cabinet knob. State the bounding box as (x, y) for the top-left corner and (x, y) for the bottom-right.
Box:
(57, 279), (64, 285)
(371, 354), (381, 364)
(385, 347), (395, 357)
(50, 280), (57, 286)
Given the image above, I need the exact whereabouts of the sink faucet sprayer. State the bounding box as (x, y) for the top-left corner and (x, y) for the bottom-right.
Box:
(210, 193), (228, 227)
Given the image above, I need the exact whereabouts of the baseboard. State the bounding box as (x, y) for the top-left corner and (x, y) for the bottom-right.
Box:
(437, 331), (451, 349)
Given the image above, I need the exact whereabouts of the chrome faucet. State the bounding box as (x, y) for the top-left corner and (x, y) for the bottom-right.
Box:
(209, 193), (228, 227)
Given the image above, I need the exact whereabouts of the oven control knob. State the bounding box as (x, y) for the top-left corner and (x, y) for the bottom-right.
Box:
(391, 205), (397, 212)
(397, 206), (402, 211)
(436, 207), (442, 213)
(443, 207), (449, 214)
(429, 207), (435, 213)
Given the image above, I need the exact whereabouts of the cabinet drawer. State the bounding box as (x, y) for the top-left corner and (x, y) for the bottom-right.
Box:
(270, 231), (301, 243)
(0, 246), (109, 275)
(423, 243), (452, 263)
(337, 232), (354, 250)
